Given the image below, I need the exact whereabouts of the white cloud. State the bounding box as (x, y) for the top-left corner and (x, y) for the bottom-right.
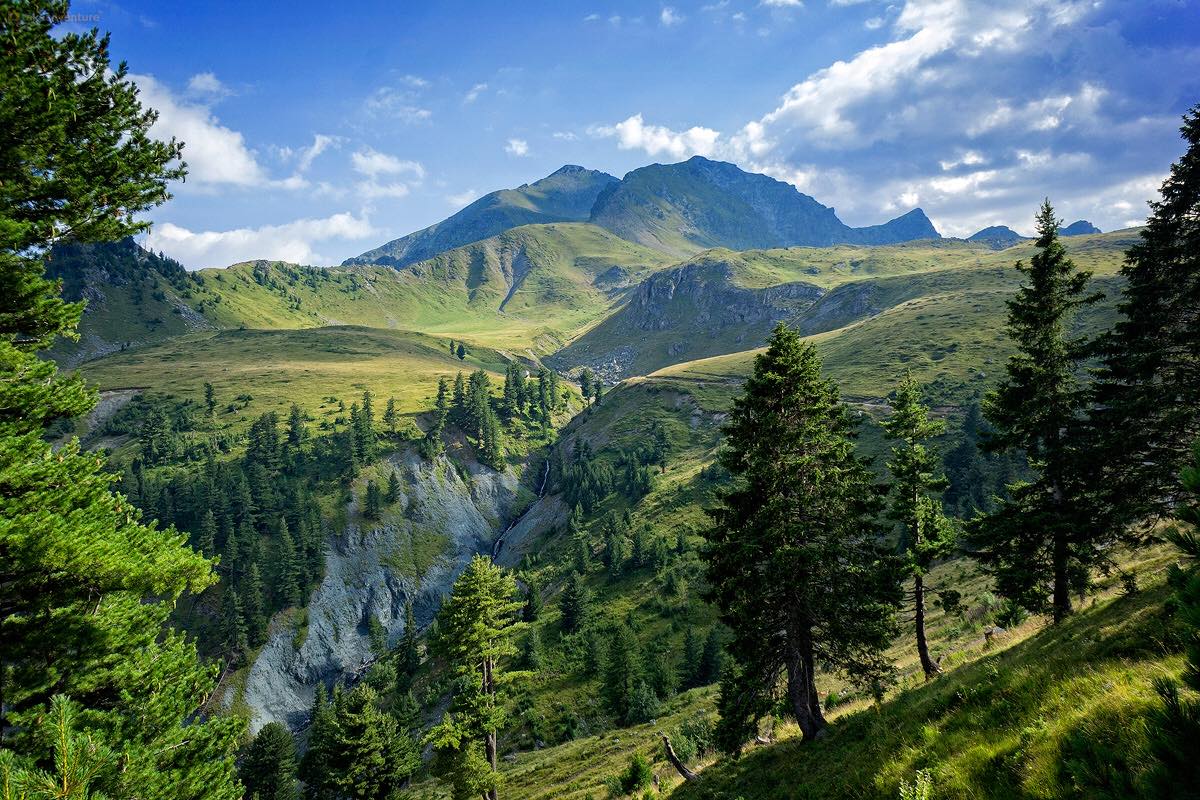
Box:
(186, 71), (230, 99)
(591, 114), (720, 160)
(584, 13), (600, 21)
(400, 74), (429, 88)
(292, 134), (341, 173)
(553, 131), (579, 141)
(464, 82), (488, 103)
(350, 147), (425, 178)
(447, 188), (479, 206)
(144, 212), (378, 268)
(134, 73), (284, 188)
(364, 86), (432, 122)
(506, 138), (530, 156)
(762, 0), (803, 6)
(864, 16), (884, 29)
(661, 6), (684, 25)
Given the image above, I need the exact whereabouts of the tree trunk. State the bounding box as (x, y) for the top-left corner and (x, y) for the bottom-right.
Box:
(661, 735), (699, 782)
(914, 574), (940, 680)
(785, 627), (825, 741)
(1051, 482), (1072, 624)
(483, 657), (499, 800)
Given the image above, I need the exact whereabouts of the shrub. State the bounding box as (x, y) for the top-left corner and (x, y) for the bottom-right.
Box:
(619, 754), (654, 795)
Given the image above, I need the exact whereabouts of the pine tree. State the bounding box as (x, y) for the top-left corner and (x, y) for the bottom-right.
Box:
(603, 624), (643, 725)
(331, 686), (419, 800)
(942, 399), (989, 514)
(286, 404), (306, 469)
(397, 599), (421, 692)
(883, 372), (959, 680)
(385, 470), (401, 504)
(197, 508), (218, 557)
(364, 479), (383, 520)
(0, 6), (240, 793)
(244, 562), (268, 648)
(204, 382), (216, 417)
(221, 590), (249, 665)
(973, 201), (1100, 623)
(523, 578), (543, 622)
(1091, 106), (1200, 528)
(704, 323), (898, 750)
(240, 722), (298, 800)
(521, 627), (544, 670)
(680, 628), (704, 689)
(593, 381), (604, 405)
(699, 626), (725, 686)
(559, 571), (590, 634)
(425, 556), (526, 800)
(299, 686), (335, 793)
(277, 519), (302, 607)
(457, 342), (467, 360)
(383, 396), (398, 435)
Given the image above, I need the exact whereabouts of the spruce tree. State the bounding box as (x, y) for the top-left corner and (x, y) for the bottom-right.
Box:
(244, 563), (268, 648)
(363, 479), (383, 520)
(1091, 106), (1200, 527)
(330, 686), (419, 800)
(221, 591), (249, 666)
(385, 470), (401, 504)
(603, 624), (643, 725)
(240, 722), (298, 800)
(883, 372), (958, 679)
(276, 520), (302, 607)
(974, 201), (1099, 623)
(680, 628), (704, 689)
(0, 4), (240, 795)
(204, 382), (216, 417)
(704, 323), (898, 749)
(397, 599), (421, 692)
(523, 578), (543, 623)
(425, 556), (526, 800)
(559, 571), (590, 634)
(198, 508), (219, 557)
(383, 396), (398, 435)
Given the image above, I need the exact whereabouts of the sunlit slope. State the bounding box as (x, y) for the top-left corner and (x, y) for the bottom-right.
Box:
(180, 223), (672, 352)
(78, 326), (512, 431)
(554, 229), (1138, 384)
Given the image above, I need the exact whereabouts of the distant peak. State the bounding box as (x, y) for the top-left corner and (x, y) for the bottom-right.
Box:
(1059, 219), (1101, 236)
(549, 164), (591, 175)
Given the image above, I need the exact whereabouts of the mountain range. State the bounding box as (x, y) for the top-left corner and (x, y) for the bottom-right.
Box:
(344, 156), (940, 268)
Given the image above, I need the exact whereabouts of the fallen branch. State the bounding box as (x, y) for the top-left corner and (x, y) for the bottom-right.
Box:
(661, 734), (699, 783)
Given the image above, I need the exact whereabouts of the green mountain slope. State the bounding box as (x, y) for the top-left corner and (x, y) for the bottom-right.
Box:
(588, 156), (939, 256)
(344, 166), (618, 267)
(552, 230), (1138, 383)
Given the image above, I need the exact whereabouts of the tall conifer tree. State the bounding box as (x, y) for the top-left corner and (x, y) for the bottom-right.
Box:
(704, 323), (898, 750)
(973, 201), (1099, 622)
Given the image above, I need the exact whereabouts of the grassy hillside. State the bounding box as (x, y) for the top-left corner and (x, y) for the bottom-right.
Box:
(559, 230), (1138, 389)
(77, 326), (512, 437)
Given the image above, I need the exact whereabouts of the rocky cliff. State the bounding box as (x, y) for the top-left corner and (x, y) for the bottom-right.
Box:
(236, 450), (521, 733)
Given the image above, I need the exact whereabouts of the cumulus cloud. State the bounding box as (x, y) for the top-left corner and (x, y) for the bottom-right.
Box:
(591, 0), (1198, 235)
(762, 0), (803, 6)
(134, 73), (283, 188)
(351, 147), (425, 178)
(144, 212), (378, 268)
(591, 114), (720, 160)
(186, 71), (230, 99)
(364, 85), (432, 123)
(506, 138), (530, 156)
(661, 7), (684, 25)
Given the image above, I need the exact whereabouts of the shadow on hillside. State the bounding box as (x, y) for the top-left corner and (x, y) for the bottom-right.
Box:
(669, 583), (1176, 800)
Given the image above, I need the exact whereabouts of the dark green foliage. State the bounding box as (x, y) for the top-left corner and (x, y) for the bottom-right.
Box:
(883, 372), (959, 678)
(680, 628), (704, 689)
(426, 556), (525, 800)
(559, 571), (590, 634)
(522, 626), (545, 670)
(618, 754), (654, 795)
(523, 578), (543, 622)
(397, 599), (421, 692)
(301, 685), (419, 800)
(1091, 106), (1200, 527)
(0, 4), (240, 795)
(603, 624), (647, 725)
(973, 201), (1100, 623)
(1146, 441), (1200, 797)
(420, 377), (450, 458)
(363, 479), (383, 520)
(222, 589), (250, 665)
(704, 323), (899, 750)
(240, 722), (298, 800)
(385, 470), (401, 504)
(699, 626), (726, 687)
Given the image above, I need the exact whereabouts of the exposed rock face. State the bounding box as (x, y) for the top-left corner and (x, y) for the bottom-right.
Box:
(549, 258), (825, 380)
(239, 451), (519, 733)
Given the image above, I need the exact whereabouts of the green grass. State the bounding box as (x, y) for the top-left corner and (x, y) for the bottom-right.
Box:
(555, 230), (1138, 384)
(671, 552), (1181, 800)
(77, 326), (511, 436)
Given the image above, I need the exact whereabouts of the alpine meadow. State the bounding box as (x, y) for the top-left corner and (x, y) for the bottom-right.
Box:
(4, 2), (1200, 799)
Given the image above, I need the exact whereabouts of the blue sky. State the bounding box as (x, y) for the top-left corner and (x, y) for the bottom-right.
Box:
(64, 0), (1200, 268)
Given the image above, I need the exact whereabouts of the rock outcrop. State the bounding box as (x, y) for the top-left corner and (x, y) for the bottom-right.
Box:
(238, 451), (519, 733)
